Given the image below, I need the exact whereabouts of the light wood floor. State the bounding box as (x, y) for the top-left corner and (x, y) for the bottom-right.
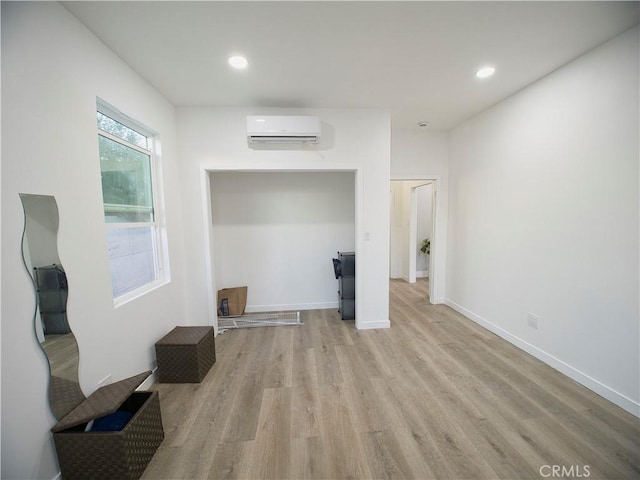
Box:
(143, 279), (640, 479)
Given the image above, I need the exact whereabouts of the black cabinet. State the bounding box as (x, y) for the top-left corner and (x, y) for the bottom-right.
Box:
(335, 252), (355, 320)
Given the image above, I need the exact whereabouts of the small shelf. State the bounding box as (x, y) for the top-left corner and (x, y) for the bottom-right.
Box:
(336, 252), (355, 320)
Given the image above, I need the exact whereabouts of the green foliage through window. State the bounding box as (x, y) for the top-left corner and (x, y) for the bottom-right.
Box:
(97, 102), (163, 299)
(98, 134), (153, 223)
(97, 111), (149, 149)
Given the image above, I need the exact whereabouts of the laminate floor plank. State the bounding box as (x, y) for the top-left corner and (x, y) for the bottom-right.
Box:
(163, 354), (239, 449)
(206, 441), (250, 480)
(142, 279), (639, 479)
(290, 382), (322, 439)
(360, 429), (423, 479)
(261, 326), (294, 389)
(142, 445), (195, 480)
(220, 370), (266, 443)
(440, 341), (546, 420)
(335, 344), (400, 433)
(291, 346), (318, 389)
(348, 330), (394, 378)
(318, 382), (373, 479)
(289, 437), (329, 480)
(582, 406), (640, 455)
(152, 383), (201, 446)
(242, 387), (293, 479)
(313, 341), (344, 386)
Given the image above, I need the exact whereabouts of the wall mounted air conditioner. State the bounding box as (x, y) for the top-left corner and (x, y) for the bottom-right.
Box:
(247, 115), (321, 144)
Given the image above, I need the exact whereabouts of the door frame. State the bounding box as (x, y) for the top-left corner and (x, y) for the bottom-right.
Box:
(391, 174), (441, 304)
(201, 165), (363, 331)
(408, 182), (433, 284)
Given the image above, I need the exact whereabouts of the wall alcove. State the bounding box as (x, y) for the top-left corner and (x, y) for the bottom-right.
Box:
(208, 171), (356, 318)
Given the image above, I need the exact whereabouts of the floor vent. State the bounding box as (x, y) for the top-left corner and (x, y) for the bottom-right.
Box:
(218, 311), (302, 331)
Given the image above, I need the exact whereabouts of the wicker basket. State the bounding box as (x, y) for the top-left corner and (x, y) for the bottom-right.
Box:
(51, 371), (164, 480)
(155, 326), (216, 383)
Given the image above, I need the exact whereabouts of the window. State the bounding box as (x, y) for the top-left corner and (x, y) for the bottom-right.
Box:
(96, 101), (168, 302)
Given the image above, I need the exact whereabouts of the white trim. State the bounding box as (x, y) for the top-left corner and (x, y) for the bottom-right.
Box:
(245, 302), (339, 313)
(96, 98), (169, 304)
(103, 206), (154, 217)
(391, 174), (442, 181)
(96, 98), (158, 137)
(357, 319), (391, 330)
(444, 298), (640, 417)
(353, 168), (365, 329)
(408, 186), (418, 283)
(390, 174), (442, 305)
(136, 369), (158, 391)
(200, 169), (217, 332)
(97, 130), (151, 156)
(201, 163), (365, 329)
(113, 278), (170, 309)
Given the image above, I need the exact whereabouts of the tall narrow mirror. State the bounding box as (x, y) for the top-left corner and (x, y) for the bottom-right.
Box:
(20, 194), (85, 419)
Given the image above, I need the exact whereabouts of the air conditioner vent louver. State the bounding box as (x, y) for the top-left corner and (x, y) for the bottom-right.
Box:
(247, 115), (321, 144)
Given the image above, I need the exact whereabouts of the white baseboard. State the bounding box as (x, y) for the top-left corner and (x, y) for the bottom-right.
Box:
(444, 298), (640, 417)
(245, 303), (389, 330)
(245, 301), (339, 313)
(357, 319), (391, 330)
(137, 367), (158, 391)
(391, 273), (428, 282)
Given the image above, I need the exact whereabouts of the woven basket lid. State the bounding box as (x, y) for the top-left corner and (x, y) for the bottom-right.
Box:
(51, 370), (151, 433)
(155, 326), (213, 346)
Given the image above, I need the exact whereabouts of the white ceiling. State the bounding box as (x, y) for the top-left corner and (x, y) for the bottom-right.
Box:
(63, 1), (639, 131)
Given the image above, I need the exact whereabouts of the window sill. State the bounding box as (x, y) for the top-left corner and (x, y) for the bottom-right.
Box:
(113, 278), (170, 309)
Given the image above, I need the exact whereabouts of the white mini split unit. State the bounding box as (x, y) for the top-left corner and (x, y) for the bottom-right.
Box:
(246, 115), (321, 144)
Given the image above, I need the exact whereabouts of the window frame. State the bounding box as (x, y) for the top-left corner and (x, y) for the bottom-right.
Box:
(96, 99), (169, 306)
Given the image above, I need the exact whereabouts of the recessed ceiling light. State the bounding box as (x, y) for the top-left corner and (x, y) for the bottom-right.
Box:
(475, 66), (496, 79)
(228, 55), (248, 69)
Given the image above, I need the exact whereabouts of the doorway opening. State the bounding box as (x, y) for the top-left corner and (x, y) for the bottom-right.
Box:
(390, 178), (438, 304)
(201, 168), (360, 332)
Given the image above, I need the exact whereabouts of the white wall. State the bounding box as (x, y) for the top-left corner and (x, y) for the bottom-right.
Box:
(20, 195), (61, 268)
(211, 171), (355, 311)
(447, 27), (639, 415)
(1, 3), (189, 478)
(177, 107), (391, 330)
(389, 182), (407, 279)
(391, 130), (448, 302)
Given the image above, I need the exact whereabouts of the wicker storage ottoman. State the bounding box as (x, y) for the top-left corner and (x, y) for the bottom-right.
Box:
(51, 371), (164, 480)
(155, 326), (215, 383)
